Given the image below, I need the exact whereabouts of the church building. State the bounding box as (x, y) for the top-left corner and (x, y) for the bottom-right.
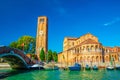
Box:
(58, 33), (120, 66)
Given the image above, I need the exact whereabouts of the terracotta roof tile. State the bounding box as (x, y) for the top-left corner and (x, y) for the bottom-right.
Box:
(67, 38), (100, 51)
(80, 38), (99, 44)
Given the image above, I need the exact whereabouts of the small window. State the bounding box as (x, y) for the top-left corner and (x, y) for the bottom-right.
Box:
(40, 18), (44, 23)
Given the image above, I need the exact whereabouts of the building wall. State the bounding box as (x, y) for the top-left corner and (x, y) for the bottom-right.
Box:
(63, 38), (77, 51)
(58, 33), (120, 65)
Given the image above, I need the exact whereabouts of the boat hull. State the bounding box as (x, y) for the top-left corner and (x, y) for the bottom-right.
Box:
(106, 67), (114, 70)
(85, 67), (90, 70)
(29, 64), (44, 70)
(85, 65), (90, 70)
(116, 66), (120, 70)
(69, 63), (81, 71)
(30, 67), (44, 70)
(93, 65), (98, 70)
(93, 67), (98, 70)
(69, 67), (81, 71)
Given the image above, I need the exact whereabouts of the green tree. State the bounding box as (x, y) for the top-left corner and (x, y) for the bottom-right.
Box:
(47, 50), (53, 62)
(9, 35), (36, 54)
(47, 50), (58, 62)
(9, 41), (18, 48)
(40, 48), (45, 61)
(53, 51), (58, 62)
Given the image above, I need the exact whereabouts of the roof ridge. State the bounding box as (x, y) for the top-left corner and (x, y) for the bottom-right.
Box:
(80, 38), (99, 44)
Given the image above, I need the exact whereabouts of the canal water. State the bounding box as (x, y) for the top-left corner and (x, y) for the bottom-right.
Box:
(0, 68), (120, 80)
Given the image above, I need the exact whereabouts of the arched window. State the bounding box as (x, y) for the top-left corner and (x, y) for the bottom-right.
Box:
(72, 42), (74, 46)
(80, 47), (81, 53)
(77, 48), (79, 53)
(95, 45), (98, 51)
(86, 46), (89, 52)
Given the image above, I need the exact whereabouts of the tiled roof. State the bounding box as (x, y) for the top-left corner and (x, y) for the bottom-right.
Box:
(78, 33), (97, 39)
(105, 47), (112, 49)
(65, 37), (78, 40)
(80, 38), (99, 45)
(67, 38), (100, 51)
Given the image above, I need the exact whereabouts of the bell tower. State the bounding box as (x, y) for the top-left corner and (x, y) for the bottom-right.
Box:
(36, 16), (48, 60)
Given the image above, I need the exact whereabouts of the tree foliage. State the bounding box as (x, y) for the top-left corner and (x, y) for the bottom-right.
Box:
(47, 50), (53, 62)
(31, 54), (38, 60)
(47, 50), (58, 62)
(40, 48), (45, 61)
(52, 51), (58, 62)
(9, 35), (36, 54)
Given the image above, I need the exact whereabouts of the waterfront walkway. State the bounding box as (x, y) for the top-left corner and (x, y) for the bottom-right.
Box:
(56, 62), (120, 68)
(0, 63), (10, 68)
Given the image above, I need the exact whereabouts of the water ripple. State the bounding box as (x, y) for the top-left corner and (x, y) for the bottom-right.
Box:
(0, 69), (120, 80)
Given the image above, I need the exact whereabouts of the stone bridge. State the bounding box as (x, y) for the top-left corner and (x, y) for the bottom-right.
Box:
(0, 46), (34, 69)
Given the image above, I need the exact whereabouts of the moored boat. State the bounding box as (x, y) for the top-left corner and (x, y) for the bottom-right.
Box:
(68, 63), (81, 71)
(85, 65), (90, 70)
(30, 64), (44, 70)
(106, 66), (114, 70)
(92, 65), (98, 70)
(107, 55), (114, 70)
(115, 64), (120, 70)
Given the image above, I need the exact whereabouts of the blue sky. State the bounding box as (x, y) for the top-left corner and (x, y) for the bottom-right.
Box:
(0, 0), (120, 52)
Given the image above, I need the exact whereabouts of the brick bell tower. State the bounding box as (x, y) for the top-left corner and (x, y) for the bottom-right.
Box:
(36, 16), (48, 60)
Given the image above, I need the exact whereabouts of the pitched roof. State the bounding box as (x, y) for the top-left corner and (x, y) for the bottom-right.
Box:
(65, 37), (78, 40)
(80, 38), (99, 45)
(78, 33), (97, 39)
(67, 38), (100, 51)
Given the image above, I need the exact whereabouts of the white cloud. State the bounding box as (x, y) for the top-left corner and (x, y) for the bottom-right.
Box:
(104, 17), (120, 26)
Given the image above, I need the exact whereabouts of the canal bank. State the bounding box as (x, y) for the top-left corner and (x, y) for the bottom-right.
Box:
(57, 62), (120, 69)
(0, 62), (120, 80)
(0, 63), (10, 68)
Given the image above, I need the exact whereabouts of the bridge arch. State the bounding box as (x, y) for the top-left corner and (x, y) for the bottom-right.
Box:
(0, 46), (34, 69)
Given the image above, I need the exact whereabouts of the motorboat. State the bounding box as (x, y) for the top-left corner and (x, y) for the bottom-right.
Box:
(68, 63), (81, 71)
(107, 56), (114, 70)
(115, 64), (120, 70)
(106, 66), (114, 70)
(92, 65), (98, 70)
(85, 65), (90, 70)
(30, 64), (44, 70)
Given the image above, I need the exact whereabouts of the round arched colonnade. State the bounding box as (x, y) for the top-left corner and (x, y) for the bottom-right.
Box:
(66, 53), (119, 66)
(69, 44), (103, 54)
(104, 53), (118, 62)
(68, 55), (103, 65)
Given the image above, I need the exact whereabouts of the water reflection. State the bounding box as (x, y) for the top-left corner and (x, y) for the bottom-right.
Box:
(0, 69), (120, 80)
(31, 70), (61, 80)
(0, 68), (33, 79)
